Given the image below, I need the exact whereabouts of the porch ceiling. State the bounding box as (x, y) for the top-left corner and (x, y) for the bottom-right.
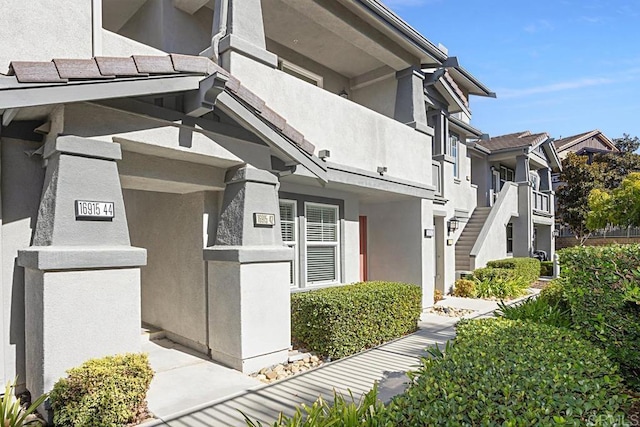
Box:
(262, 0), (417, 78)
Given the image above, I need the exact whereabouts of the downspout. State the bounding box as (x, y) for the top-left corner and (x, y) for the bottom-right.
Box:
(210, 0), (229, 64)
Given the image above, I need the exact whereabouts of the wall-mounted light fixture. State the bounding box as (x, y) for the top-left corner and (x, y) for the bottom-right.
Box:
(447, 217), (459, 234)
(377, 166), (387, 176)
(318, 149), (331, 160)
(424, 228), (435, 238)
(552, 229), (560, 238)
(338, 89), (349, 99)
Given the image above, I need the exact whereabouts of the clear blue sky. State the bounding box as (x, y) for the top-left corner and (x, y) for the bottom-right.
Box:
(383, 0), (640, 141)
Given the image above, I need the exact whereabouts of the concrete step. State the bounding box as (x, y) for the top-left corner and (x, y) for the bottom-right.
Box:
(142, 324), (166, 342)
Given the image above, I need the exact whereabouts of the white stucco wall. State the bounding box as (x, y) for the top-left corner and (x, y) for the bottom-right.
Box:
(102, 29), (166, 56)
(361, 198), (435, 307)
(228, 54), (433, 186)
(471, 183), (519, 269)
(123, 189), (215, 351)
(0, 1), (93, 72)
(116, 0), (212, 55)
(350, 75), (397, 119)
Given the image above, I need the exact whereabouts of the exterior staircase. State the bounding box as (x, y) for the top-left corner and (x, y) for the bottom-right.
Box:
(455, 207), (492, 272)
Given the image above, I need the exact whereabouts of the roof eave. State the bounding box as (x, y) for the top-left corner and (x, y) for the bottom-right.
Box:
(448, 115), (484, 138)
(354, 0), (448, 64)
(443, 62), (496, 98)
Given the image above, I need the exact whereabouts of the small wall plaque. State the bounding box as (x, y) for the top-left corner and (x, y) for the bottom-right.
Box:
(253, 213), (275, 227)
(75, 200), (114, 221)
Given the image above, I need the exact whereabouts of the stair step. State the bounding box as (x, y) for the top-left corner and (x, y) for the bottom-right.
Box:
(141, 324), (165, 342)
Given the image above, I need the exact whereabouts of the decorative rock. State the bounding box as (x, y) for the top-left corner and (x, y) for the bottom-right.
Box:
(427, 305), (477, 318)
(249, 349), (327, 384)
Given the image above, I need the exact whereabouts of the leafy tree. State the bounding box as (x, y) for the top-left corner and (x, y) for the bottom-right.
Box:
(556, 153), (605, 243)
(587, 172), (640, 230)
(593, 150), (640, 189)
(612, 133), (640, 153)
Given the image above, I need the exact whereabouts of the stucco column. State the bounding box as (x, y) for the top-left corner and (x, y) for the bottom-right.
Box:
(538, 167), (552, 191)
(17, 136), (146, 409)
(204, 166), (292, 373)
(213, 0), (278, 69)
(513, 182), (533, 257)
(515, 154), (530, 182)
(394, 67), (430, 135)
(428, 110), (448, 155)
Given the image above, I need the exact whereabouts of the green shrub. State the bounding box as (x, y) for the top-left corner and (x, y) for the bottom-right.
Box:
(486, 257), (540, 284)
(451, 279), (475, 297)
(540, 260), (553, 276)
(433, 289), (443, 303)
(49, 353), (154, 427)
(384, 318), (631, 426)
(495, 296), (572, 328)
(559, 244), (640, 390)
(471, 267), (529, 299)
(291, 282), (421, 359)
(243, 385), (385, 427)
(539, 278), (567, 306)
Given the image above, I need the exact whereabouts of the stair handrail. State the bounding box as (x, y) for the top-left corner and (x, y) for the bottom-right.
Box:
(469, 182), (519, 262)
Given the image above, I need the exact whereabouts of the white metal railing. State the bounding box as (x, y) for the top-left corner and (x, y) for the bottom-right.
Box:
(432, 161), (441, 195)
(532, 190), (550, 213)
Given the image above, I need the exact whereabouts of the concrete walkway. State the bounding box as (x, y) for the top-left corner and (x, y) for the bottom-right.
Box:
(144, 292), (536, 426)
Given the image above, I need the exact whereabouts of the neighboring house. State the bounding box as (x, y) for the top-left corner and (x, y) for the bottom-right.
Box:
(552, 130), (618, 238)
(551, 129), (618, 190)
(0, 0), (548, 407)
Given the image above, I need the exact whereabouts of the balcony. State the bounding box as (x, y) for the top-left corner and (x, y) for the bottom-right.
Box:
(230, 62), (433, 186)
(532, 190), (550, 214)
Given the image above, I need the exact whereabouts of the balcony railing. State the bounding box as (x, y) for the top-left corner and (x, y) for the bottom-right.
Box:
(532, 190), (550, 213)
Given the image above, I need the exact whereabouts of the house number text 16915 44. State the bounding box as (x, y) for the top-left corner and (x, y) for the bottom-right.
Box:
(75, 200), (115, 220)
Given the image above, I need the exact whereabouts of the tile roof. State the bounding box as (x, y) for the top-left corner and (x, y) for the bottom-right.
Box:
(443, 70), (469, 109)
(5, 54), (315, 155)
(477, 131), (549, 152)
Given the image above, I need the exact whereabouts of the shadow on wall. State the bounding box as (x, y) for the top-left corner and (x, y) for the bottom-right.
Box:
(2, 132), (46, 386)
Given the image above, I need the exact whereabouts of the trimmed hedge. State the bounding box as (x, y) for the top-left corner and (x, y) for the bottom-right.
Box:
(559, 244), (640, 390)
(384, 319), (631, 426)
(50, 353), (154, 427)
(291, 282), (421, 359)
(486, 257), (540, 284)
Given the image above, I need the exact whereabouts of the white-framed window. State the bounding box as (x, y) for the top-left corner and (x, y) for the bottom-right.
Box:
(279, 59), (324, 88)
(448, 132), (460, 178)
(279, 200), (298, 287)
(304, 202), (339, 285)
(499, 165), (515, 189)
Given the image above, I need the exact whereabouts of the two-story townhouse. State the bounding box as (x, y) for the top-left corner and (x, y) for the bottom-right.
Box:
(0, 0), (498, 406)
(455, 131), (562, 273)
